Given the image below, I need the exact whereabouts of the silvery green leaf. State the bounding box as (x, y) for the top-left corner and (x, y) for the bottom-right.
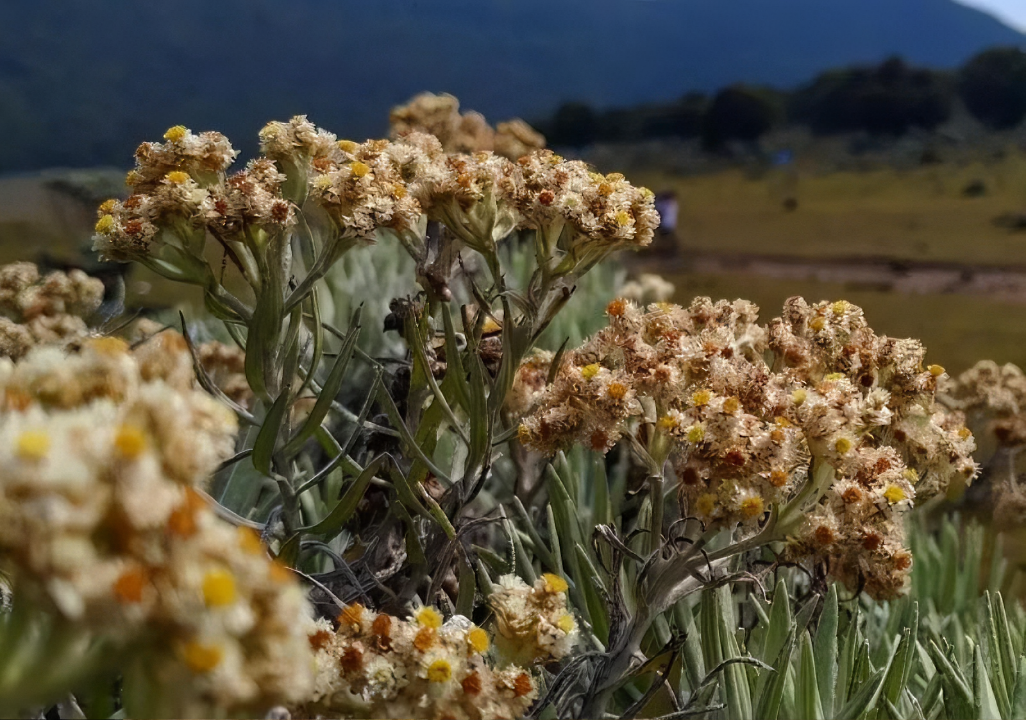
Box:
(301, 455), (383, 539)
(926, 639), (973, 719)
(1009, 656), (1026, 720)
(755, 627), (795, 720)
(814, 585), (839, 719)
(282, 306), (361, 457)
(974, 644), (1002, 720)
(796, 630), (823, 720)
(835, 669), (885, 720)
(252, 392), (291, 477)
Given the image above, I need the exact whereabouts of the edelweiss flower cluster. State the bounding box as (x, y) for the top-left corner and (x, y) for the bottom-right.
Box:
(942, 360), (1026, 529)
(0, 262), (104, 359)
(943, 359), (1026, 449)
(301, 600), (545, 720)
(488, 573), (579, 667)
(0, 334), (313, 714)
(93, 110), (658, 285)
(92, 125), (293, 283)
(390, 92), (546, 160)
(516, 296), (977, 598)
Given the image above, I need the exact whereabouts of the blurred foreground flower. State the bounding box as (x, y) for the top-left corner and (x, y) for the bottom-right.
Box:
(0, 262), (104, 359)
(0, 333), (313, 717)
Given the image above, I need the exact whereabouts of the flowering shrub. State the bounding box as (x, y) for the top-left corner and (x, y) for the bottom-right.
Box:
(0, 94), (1004, 719)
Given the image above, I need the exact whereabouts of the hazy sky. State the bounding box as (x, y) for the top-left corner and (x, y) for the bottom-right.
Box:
(957, 0), (1026, 31)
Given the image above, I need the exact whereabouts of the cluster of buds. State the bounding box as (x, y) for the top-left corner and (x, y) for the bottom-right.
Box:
(0, 333), (314, 714)
(0, 262), (105, 359)
(93, 108), (658, 298)
(941, 360), (1026, 529)
(942, 360), (1026, 450)
(488, 573), (579, 667)
(390, 92), (546, 160)
(516, 296), (977, 598)
(92, 125), (294, 296)
(301, 601), (542, 720)
(618, 273), (676, 307)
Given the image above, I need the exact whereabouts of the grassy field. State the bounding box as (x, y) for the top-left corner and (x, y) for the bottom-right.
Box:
(634, 149), (1026, 265)
(623, 148), (1026, 374)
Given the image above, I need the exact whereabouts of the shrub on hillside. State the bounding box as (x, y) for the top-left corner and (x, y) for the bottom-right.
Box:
(701, 84), (784, 148)
(960, 47), (1026, 130)
(791, 57), (953, 136)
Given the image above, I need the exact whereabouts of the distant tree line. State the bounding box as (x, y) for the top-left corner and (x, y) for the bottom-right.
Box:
(540, 47), (1026, 149)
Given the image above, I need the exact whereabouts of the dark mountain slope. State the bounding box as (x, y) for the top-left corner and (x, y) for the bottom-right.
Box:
(0, 0), (1022, 171)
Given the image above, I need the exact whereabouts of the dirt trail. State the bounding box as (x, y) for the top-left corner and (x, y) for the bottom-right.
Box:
(641, 249), (1026, 304)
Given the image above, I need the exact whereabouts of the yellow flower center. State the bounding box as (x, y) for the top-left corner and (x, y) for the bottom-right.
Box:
(834, 437), (853, 454)
(349, 161), (371, 178)
(614, 210), (632, 226)
(691, 389), (712, 407)
(686, 424), (705, 443)
(580, 363), (600, 380)
(928, 364), (945, 377)
(337, 140), (358, 153)
(163, 125), (188, 143)
(542, 573), (569, 594)
(426, 659), (452, 683)
(99, 199), (117, 214)
(739, 495), (765, 519)
(657, 415), (679, 431)
(824, 372), (845, 381)
(883, 485), (907, 504)
(182, 641), (223, 673)
(809, 316), (826, 331)
(792, 388), (807, 405)
(468, 627), (490, 654)
(114, 425), (148, 459)
(94, 215), (115, 234)
(165, 171), (190, 184)
(557, 614), (576, 634)
(338, 603), (365, 629)
(696, 493), (717, 517)
(831, 300), (848, 315)
(607, 382), (628, 400)
(416, 606), (443, 629)
(202, 569), (237, 607)
(16, 431), (50, 460)
(722, 397), (740, 414)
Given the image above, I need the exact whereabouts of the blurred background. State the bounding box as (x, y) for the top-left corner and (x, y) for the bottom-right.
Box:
(4, 0), (1026, 373)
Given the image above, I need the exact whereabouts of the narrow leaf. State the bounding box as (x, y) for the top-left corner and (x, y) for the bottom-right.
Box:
(302, 455), (383, 539)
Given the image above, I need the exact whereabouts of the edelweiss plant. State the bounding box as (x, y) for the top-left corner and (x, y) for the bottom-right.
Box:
(0, 93), (991, 720)
(515, 295), (976, 714)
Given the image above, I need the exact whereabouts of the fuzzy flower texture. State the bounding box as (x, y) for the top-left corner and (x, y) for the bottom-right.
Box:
(92, 104), (658, 285)
(515, 296), (977, 598)
(0, 262), (105, 360)
(942, 359), (1026, 530)
(0, 332), (313, 715)
(299, 573), (576, 720)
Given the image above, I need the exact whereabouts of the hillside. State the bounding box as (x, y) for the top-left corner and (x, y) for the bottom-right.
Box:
(0, 0), (1023, 172)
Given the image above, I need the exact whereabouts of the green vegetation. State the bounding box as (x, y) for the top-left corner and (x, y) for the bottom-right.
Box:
(542, 48), (1026, 148)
